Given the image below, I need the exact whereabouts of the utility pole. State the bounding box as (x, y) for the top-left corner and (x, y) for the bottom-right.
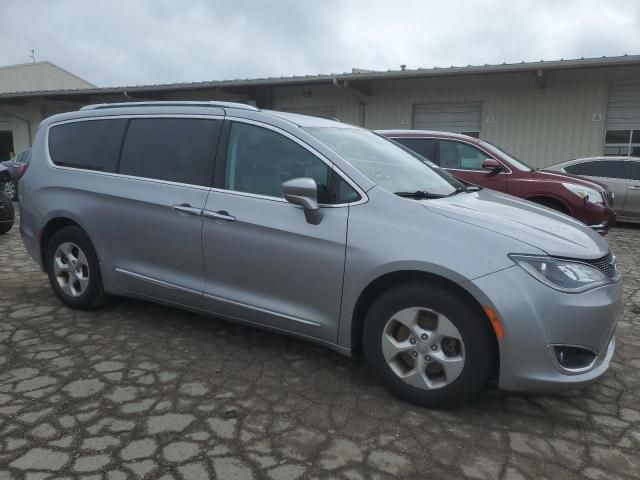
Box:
(29, 48), (36, 63)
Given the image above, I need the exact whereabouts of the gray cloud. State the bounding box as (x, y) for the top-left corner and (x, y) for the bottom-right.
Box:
(0, 0), (638, 87)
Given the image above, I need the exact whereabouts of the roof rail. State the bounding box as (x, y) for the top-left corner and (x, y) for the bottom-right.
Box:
(80, 101), (259, 111)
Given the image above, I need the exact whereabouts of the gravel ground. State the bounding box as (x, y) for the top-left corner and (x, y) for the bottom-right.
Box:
(0, 214), (639, 480)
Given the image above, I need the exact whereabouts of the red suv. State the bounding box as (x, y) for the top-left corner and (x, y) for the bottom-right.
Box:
(379, 130), (615, 234)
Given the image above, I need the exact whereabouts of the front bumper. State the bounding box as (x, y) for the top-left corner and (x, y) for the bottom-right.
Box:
(464, 265), (622, 393)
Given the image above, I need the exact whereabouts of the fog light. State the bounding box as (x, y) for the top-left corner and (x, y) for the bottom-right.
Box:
(554, 346), (597, 370)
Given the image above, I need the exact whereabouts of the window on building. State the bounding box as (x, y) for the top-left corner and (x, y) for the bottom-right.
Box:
(603, 130), (640, 157)
(564, 160), (627, 179)
(439, 140), (490, 170)
(49, 119), (127, 172)
(119, 118), (220, 186)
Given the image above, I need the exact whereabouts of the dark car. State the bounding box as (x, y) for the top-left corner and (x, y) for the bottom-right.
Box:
(379, 130), (615, 234)
(0, 149), (31, 201)
(0, 192), (14, 234)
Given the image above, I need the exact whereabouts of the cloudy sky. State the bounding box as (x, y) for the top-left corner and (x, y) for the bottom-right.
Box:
(1, 0), (639, 87)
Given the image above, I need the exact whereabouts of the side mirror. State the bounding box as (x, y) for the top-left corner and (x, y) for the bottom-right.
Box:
(282, 177), (323, 225)
(481, 158), (503, 174)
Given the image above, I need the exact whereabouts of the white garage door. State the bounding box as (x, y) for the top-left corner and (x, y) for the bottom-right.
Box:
(605, 79), (640, 156)
(412, 102), (482, 137)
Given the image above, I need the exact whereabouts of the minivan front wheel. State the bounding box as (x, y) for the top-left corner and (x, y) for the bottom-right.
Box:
(46, 226), (106, 310)
(363, 283), (495, 408)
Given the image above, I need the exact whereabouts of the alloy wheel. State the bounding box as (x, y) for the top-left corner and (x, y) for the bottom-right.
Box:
(381, 307), (465, 389)
(3, 182), (15, 201)
(53, 242), (90, 297)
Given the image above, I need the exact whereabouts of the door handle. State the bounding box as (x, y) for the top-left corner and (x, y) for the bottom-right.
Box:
(203, 209), (236, 222)
(629, 185), (640, 190)
(172, 204), (202, 216)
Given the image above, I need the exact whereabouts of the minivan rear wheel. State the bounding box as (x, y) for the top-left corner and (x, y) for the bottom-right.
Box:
(363, 282), (495, 409)
(46, 226), (106, 310)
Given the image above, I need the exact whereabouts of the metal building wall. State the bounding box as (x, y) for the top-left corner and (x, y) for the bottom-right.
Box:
(0, 62), (94, 94)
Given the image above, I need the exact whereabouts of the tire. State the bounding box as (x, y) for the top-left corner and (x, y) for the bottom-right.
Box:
(363, 282), (495, 409)
(45, 226), (107, 310)
(0, 195), (14, 234)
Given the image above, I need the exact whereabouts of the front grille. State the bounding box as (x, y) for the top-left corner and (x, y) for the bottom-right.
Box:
(583, 253), (618, 279)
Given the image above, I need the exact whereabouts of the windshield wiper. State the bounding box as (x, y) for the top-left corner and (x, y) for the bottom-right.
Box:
(394, 190), (450, 199)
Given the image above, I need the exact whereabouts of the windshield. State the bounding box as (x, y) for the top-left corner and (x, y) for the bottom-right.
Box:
(305, 127), (464, 196)
(480, 141), (534, 171)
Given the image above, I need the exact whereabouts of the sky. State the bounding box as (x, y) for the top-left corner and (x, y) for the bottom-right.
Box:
(1, 0), (639, 88)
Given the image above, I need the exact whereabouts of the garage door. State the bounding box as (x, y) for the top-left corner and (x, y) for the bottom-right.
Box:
(412, 102), (482, 137)
(605, 79), (640, 156)
(280, 106), (337, 120)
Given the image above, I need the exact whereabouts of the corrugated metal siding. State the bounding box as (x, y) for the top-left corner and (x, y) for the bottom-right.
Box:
(0, 62), (94, 94)
(412, 102), (482, 132)
(272, 84), (362, 125)
(606, 78), (640, 129)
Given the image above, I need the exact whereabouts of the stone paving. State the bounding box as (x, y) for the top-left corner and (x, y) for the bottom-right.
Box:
(0, 216), (639, 480)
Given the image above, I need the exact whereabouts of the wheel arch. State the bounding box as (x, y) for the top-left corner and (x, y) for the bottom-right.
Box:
(349, 270), (499, 371)
(525, 195), (571, 215)
(40, 216), (90, 270)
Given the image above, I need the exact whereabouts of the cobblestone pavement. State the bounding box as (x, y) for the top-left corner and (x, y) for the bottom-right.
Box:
(0, 216), (639, 480)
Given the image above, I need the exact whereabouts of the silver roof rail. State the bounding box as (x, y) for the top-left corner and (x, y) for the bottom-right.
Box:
(80, 101), (259, 111)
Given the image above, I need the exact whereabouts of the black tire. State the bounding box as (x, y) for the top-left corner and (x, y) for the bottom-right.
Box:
(46, 226), (107, 310)
(530, 197), (568, 215)
(363, 282), (496, 409)
(0, 194), (14, 234)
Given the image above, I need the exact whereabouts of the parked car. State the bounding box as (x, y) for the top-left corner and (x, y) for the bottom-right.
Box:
(20, 102), (621, 408)
(0, 149), (31, 201)
(0, 192), (14, 234)
(378, 130), (616, 234)
(545, 156), (640, 224)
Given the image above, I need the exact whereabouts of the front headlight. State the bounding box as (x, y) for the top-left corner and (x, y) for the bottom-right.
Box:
(509, 255), (611, 293)
(562, 183), (603, 204)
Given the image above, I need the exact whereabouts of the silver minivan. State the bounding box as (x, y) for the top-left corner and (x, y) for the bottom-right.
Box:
(20, 102), (622, 408)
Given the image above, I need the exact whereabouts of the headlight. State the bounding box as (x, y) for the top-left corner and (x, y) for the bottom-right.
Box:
(562, 183), (603, 204)
(509, 255), (611, 293)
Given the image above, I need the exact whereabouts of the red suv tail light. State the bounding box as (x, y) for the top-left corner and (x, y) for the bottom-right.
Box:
(16, 162), (28, 179)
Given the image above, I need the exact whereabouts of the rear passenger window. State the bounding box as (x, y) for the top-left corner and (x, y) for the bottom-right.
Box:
(119, 118), (220, 186)
(49, 119), (127, 172)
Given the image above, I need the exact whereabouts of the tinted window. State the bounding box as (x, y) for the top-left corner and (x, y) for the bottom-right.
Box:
(331, 174), (361, 204)
(394, 138), (436, 162)
(119, 118), (219, 186)
(49, 119), (127, 172)
(605, 130), (631, 144)
(225, 122), (333, 202)
(439, 140), (491, 170)
(628, 161), (640, 181)
(565, 160), (626, 179)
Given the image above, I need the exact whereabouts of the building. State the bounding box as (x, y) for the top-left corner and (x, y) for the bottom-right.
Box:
(0, 61), (95, 160)
(1, 55), (640, 167)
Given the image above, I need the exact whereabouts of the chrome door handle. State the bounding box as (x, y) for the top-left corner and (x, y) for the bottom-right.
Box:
(203, 209), (236, 222)
(173, 204), (202, 216)
(629, 185), (640, 190)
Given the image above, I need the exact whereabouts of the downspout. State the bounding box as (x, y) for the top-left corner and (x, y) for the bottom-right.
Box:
(0, 109), (33, 149)
(332, 78), (366, 127)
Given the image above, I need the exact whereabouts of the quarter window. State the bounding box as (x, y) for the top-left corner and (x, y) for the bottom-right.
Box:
(439, 140), (491, 170)
(119, 118), (220, 186)
(224, 122), (340, 203)
(49, 119), (127, 172)
(564, 160), (627, 179)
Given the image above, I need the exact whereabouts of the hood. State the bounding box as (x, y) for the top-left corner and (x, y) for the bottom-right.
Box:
(532, 169), (609, 191)
(422, 189), (609, 259)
